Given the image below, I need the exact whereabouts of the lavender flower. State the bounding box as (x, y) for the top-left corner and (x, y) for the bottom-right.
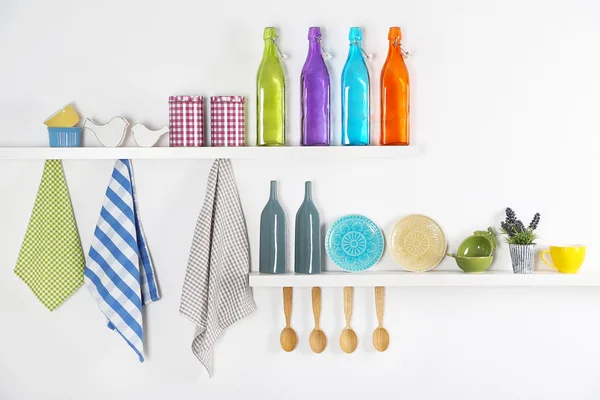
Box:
(505, 208), (517, 225)
(501, 221), (515, 237)
(529, 213), (541, 230)
(500, 207), (541, 245)
(515, 220), (525, 233)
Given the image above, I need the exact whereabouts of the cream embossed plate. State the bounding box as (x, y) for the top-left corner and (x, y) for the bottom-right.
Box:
(388, 215), (447, 272)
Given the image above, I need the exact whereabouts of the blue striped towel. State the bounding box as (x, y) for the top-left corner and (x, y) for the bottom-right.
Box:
(84, 159), (160, 362)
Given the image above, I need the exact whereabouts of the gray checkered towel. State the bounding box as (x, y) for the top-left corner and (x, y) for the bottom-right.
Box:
(179, 159), (256, 376)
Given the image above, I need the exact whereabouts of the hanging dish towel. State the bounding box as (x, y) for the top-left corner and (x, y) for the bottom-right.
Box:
(180, 158), (256, 376)
(14, 160), (85, 311)
(84, 159), (160, 362)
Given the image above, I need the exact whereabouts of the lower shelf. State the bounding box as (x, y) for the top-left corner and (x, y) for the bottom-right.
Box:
(248, 270), (600, 287)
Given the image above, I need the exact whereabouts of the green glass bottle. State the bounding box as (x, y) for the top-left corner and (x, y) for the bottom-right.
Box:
(257, 27), (286, 146)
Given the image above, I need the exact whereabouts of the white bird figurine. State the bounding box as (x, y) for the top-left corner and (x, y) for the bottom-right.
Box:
(131, 123), (170, 147)
(83, 116), (130, 147)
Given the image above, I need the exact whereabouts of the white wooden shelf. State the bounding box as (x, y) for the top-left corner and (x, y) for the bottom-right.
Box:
(249, 271), (600, 287)
(0, 146), (419, 160)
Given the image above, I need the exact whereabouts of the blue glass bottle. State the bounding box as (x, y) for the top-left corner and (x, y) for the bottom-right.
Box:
(341, 27), (370, 146)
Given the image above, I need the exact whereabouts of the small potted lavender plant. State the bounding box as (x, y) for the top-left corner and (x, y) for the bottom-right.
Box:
(500, 208), (541, 274)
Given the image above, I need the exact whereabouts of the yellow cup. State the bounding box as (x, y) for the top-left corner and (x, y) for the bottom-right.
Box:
(44, 104), (80, 127)
(540, 245), (586, 274)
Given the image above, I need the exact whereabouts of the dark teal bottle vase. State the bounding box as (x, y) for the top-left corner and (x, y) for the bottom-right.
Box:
(259, 181), (286, 274)
(294, 181), (321, 274)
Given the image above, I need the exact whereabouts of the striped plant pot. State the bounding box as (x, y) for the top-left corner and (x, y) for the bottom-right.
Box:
(509, 244), (536, 274)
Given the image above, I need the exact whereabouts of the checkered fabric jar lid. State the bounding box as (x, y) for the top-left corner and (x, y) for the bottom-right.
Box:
(210, 96), (245, 103)
(170, 96), (203, 103)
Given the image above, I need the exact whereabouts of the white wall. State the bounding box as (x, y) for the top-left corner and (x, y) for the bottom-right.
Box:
(1, 0), (600, 398)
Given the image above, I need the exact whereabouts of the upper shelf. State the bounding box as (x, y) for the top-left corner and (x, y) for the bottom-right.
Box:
(249, 271), (600, 287)
(0, 146), (420, 160)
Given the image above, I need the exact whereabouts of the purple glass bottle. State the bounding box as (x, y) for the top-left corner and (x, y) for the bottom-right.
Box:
(301, 27), (330, 146)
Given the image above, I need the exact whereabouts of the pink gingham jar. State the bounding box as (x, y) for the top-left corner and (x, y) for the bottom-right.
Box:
(169, 95), (204, 147)
(210, 96), (246, 147)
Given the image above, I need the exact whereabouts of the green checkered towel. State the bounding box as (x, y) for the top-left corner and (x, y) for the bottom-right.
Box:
(14, 160), (85, 311)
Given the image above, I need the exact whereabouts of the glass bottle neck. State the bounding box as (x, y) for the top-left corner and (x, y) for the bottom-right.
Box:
(349, 41), (362, 55)
(387, 41), (404, 58)
(309, 39), (321, 53)
(304, 181), (312, 201)
(263, 40), (278, 57)
(269, 181), (278, 200)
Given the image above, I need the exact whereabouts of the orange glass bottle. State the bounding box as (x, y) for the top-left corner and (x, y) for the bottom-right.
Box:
(380, 27), (410, 145)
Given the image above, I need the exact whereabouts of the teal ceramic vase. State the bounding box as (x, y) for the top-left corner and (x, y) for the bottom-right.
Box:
(294, 181), (321, 274)
(259, 181), (286, 274)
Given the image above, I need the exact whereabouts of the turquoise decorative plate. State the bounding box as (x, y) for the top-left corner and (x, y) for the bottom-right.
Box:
(326, 215), (384, 272)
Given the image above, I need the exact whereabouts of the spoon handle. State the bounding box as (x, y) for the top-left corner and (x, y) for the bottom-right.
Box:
(375, 286), (385, 327)
(312, 287), (321, 329)
(343, 287), (353, 328)
(283, 287), (293, 328)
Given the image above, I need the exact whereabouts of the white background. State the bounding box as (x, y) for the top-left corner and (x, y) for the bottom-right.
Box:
(1, 0), (600, 399)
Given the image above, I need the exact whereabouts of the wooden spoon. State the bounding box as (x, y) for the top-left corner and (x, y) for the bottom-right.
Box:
(309, 287), (327, 353)
(372, 286), (390, 352)
(280, 287), (298, 352)
(339, 286), (358, 354)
